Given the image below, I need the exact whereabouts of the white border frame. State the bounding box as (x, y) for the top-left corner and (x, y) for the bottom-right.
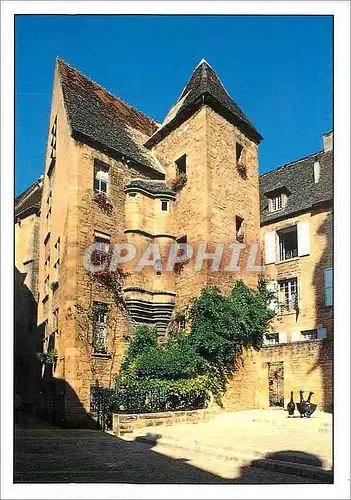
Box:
(2, 2), (350, 499)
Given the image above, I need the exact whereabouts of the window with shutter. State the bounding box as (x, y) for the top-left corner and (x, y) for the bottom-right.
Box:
(266, 281), (278, 312)
(301, 329), (318, 341)
(325, 268), (333, 306)
(278, 278), (298, 313)
(291, 331), (302, 342)
(297, 221), (310, 256)
(264, 231), (276, 264)
(278, 226), (298, 261)
(317, 327), (327, 339)
(279, 331), (287, 344)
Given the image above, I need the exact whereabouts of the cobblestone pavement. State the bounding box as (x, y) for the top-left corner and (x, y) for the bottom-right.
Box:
(14, 416), (319, 484)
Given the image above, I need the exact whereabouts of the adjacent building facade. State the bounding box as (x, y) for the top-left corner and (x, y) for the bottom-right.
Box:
(15, 58), (333, 421)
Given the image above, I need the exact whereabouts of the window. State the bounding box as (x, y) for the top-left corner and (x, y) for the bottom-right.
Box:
(53, 238), (60, 284)
(47, 190), (52, 212)
(279, 278), (298, 312)
(161, 200), (169, 212)
(325, 268), (333, 306)
(278, 226), (298, 261)
(44, 275), (50, 298)
(235, 216), (245, 243)
(236, 142), (244, 165)
(176, 235), (188, 259)
(93, 303), (108, 354)
(93, 232), (110, 266)
(53, 308), (59, 332)
(155, 259), (163, 276)
(176, 316), (186, 330)
(175, 154), (186, 174)
(264, 333), (279, 346)
(49, 116), (57, 161)
(301, 329), (317, 341)
(44, 233), (50, 262)
(94, 161), (109, 194)
(270, 195), (283, 212)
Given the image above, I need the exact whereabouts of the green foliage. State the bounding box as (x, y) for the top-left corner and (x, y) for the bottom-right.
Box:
(188, 280), (275, 376)
(113, 279), (275, 412)
(36, 349), (57, 366)
(121, 325), (158, 371)
(112, 374), (211, 413)
(131, 344), (206, 380)
(123, 325), (206, 381)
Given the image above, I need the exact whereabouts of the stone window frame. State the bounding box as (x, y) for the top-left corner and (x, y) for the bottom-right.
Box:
(235, 215), (245, 243)
(176, 234), (188, 260)
(93, 159), (110, 196)
(53, 308), (59, 332)
(175, 154), (187, 175)
(277, 225), (298, 261)
(53, 237), (60, 285)
(300, 329), (318, 341)
(325, 267), (333, 307)
(278, 277), (298, 313)
(160, 199), (169, 212)
(155, 259), (163, 276)
(236, 142), (244, 166)
(264, 332), (279, 346)
(92, 302), (108, 355)
(93, 231), (110, 266)
(270, 194), (283, 212)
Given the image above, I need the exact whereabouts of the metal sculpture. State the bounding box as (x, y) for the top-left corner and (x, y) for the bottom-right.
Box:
(287, 391), (295, 416)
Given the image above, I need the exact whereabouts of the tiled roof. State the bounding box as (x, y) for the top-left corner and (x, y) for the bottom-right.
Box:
(145, 59), (262, 147)
(57, 58), (164, 176)
(259, 149), (333, 224)
(15, 180), (43, 217)
(124, 179), (175, 197)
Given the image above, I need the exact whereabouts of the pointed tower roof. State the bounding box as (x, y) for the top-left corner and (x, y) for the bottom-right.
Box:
(145, 60), (262, 147)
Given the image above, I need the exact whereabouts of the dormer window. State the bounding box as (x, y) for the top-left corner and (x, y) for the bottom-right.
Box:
(270, 194), (283, 212)
(265, 186), (290, 213)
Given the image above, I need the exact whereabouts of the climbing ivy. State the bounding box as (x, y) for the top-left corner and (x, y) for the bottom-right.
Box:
(115, 278), (275, 409)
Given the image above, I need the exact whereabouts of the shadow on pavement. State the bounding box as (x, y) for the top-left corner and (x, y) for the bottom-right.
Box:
(14, 421), (330, 484)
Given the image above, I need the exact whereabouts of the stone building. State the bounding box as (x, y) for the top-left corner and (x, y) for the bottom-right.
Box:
(15, 179), (44, 409)
(15, 58), (333, 421)
(223, 132), (333, 412)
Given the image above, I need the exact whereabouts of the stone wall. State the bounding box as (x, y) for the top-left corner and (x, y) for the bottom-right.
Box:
(222, 339), (333, 412)
(206, 107), (261, 293)
(112, 409), (216, 437)
(260, 204), (333, 341)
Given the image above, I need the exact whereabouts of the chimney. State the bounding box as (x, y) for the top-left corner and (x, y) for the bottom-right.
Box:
(314, 161), (321, 184)
(323, 131), (333, 152)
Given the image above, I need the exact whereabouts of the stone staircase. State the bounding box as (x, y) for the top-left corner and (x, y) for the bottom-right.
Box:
(121, 409), (332, 482)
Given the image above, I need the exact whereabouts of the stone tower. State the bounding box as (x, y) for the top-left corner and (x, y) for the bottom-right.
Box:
(145, 59), (263, 310)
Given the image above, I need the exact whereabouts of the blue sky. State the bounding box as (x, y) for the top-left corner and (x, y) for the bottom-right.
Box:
(15, 15), (332, 196)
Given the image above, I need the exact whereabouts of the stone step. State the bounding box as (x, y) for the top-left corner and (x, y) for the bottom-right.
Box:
(134, 434), (333, 483)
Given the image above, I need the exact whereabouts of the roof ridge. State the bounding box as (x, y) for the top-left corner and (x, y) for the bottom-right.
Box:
(259, 148), (324, 178)
(56, 57), (160, 129)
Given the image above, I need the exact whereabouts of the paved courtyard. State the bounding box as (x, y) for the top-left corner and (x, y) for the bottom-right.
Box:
(14, 409), (331, 484)
(127, 408), (332, 469)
